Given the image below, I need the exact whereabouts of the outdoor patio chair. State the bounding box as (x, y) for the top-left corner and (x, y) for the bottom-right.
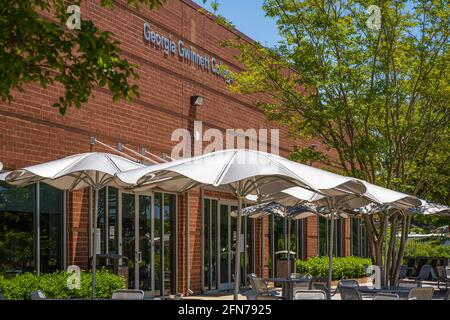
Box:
(436, 266), (450, 291)
(290, 273), (312, 292)
(445, 290), (450, 300)
(111, 289), (145, 300)
(399, 265), (408, 279)
(294, 290), (327, 300)
(372, 293), (400, 300)
(30, 290), (47, 300)
(407, 287), (434, 300)
(339, 286), (362, 300)
(338, 279), (359, 288)
(309, 277), (329, 292)
(414, 264), (436, 281)
(248, 273), (283, 300)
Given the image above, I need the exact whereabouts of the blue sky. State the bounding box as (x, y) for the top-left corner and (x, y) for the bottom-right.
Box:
(192, 0), (282, 47)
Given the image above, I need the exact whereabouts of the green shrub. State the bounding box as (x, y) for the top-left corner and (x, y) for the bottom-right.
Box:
(295, 256), (371, 280)
(404, 240), (450, 258)
(0, 269), (125, 300)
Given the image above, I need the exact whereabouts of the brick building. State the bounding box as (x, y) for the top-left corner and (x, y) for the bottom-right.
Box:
(0, 0), (368, 296)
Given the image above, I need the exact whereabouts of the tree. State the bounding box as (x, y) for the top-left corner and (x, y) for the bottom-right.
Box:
(0, 0), (165, 114)
(224, 0), (449, 285)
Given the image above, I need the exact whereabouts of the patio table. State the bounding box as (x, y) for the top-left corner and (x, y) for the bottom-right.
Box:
(262, 277), (311, 300)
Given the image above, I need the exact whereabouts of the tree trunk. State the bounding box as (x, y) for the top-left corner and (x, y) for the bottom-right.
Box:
(387, 214), (399, 286)
(390, 215), (411, 286)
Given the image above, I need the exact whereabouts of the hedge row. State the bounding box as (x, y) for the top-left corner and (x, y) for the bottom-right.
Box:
(0, 269), (125, 300)
(295, 256), (371, 280)
(404, 240), (450, 258)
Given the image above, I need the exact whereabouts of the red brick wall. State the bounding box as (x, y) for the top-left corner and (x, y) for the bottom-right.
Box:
(67, 189), (90, 269)
(304, 215), (318, 258)
(344, 218), (351, 257)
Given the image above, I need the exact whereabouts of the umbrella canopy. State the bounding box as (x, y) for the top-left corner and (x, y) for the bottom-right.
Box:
(4, 152), (144, 300)
(231, 201), (318, 220)
(410, 200), (450, 216)
(116, 149), (366, 196)
(0, 171), (10, 182)
(5, 152), (144, 190)
(116, 149), (366, 300)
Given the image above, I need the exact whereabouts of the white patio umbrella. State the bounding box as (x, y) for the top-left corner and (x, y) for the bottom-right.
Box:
(0, 171), (10, 181)
(4, 152), (144, 299)
(115, 149), (366, 299)
(411, 200), (450, 216)
(280, 182), (422, 293)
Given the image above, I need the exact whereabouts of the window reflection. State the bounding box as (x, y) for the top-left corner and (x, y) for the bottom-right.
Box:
(39, 183), (63, 273)
(0, 182), (35, 274)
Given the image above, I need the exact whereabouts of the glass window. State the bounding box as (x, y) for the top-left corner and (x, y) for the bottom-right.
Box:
(154, 193), (162, 294)
(97, 188), (106, 254)
(203, 198), (210, 289)
(163, 193), (176, 295)
(121, 193), (135, 288)
(0, 182), (36, 274)
(351, 218), (369, 257)
(0, 182), (64, 275)
(318, 217), (328, 256)
(268, 215), (274, 277)
(296, 220), (305, 260)
(108, 187), (118, 253)
(39, 183), (63, 273)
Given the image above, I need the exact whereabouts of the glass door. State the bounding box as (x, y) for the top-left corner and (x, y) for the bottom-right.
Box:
(120, 192), (177, 295)
(217, 203), (238, 290)
(138, 194), (152, 292)
(121, 192), (135, 289)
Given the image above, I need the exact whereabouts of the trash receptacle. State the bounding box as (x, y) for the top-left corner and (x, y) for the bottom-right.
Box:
(275, 250), (296, 278)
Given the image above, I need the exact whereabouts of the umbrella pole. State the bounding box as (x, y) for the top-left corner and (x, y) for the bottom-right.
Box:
(328, 211), (335, 300)
(233, 196), (243, 300)
(92, 188), (98, 300)
(287, 219), (291, 279)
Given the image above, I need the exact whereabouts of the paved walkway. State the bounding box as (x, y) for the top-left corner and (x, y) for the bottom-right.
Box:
(184, 283), (447, 301)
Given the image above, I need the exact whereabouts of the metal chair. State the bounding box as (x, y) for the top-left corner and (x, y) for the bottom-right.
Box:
(248, 273), (283, 300)
(30, 290), (47, 300)
(372, 293), (400, 300)
(339, 286), (362, 300)
(111, 289), (145, 300)
(415, 264), (436, 281)
(309, 276), (329, 292)
(290, 273), (312, 292)
(294, 290), (327, 300)
(399, 265), (408, 279)
(445, 289), (450, 300)
(436, 266), (450, 291)
(338, 279), (359, 288)
(407, 287), (434, 300)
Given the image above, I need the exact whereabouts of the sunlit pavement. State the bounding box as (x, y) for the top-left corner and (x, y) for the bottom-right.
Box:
(183, 283), (447, 300)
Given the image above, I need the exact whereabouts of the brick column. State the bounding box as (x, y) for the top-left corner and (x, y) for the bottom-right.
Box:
(67, 189), (89, 270)
(304, 215), (318, 258)
(177, 193), (188, 294)
(344, 218), (351, 256)
(254, 217), (269, 277)
(188, 188), (203, 294)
